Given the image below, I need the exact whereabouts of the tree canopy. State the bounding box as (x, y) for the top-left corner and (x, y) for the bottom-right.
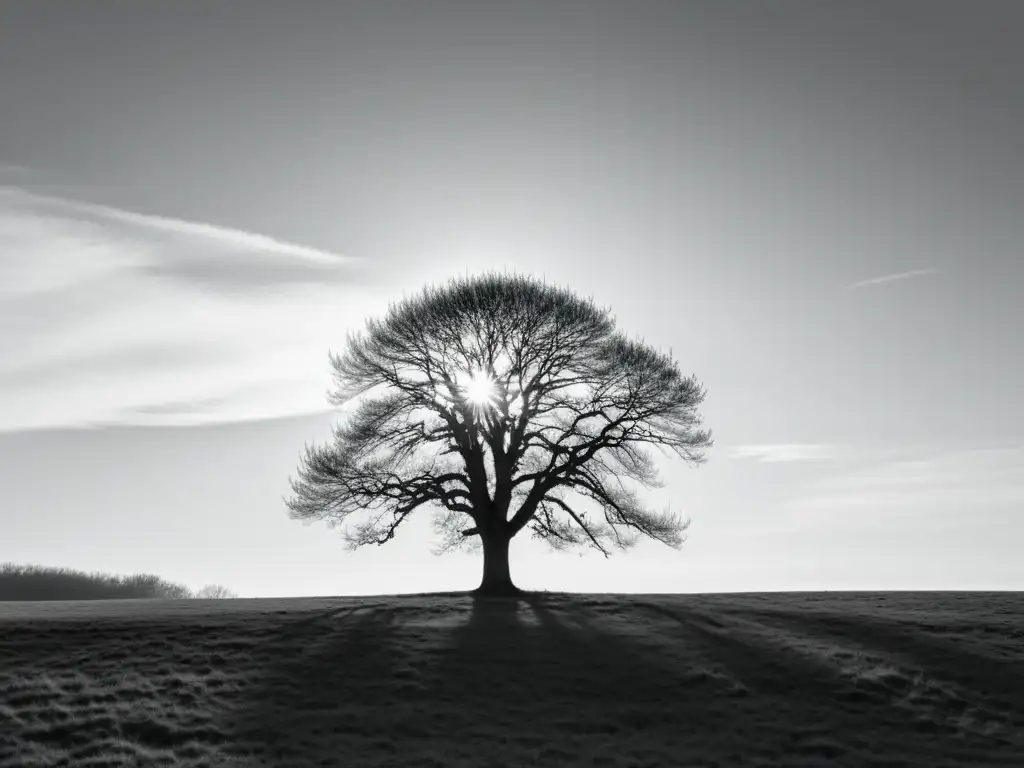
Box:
(287, 273), (712, 594)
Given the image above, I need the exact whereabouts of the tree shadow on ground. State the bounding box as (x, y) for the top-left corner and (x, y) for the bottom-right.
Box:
(6, 593), (1020, 767)
(216, 592), (1024, 766)
(630, 598), (1024, 762)
(731, 605), (1024, 721)
(222, 592), (757, 765)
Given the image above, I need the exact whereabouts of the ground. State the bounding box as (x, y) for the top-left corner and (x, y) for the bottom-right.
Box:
(0, 591), (1021, 767)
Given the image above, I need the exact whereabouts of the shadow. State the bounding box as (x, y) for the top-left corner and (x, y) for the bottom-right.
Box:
(733, 604), (1024, 717)
(219, 592), (1024, 765)
(630, 598), (1024, 761)
(6, 592), (1021, 766)
(218, 602), (406, 765)
(222, 592), (762, 766)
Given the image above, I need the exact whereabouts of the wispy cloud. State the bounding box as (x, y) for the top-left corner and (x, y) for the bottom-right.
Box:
(787, 445), (1024, 527)
(845, 269), (937, 289)
(729, 444), (834, 462)
(0, 163), (34, 177)
(0, 185), (388, 432)
(5, 188), (358, 293)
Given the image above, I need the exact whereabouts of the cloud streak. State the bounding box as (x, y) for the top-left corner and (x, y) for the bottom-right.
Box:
(4, 188), (360, 293)
(845, 269), (937, 289)
(729, 444), (834, 462)
(0, 185), (387, 432)
(786, 445), (1024, 528)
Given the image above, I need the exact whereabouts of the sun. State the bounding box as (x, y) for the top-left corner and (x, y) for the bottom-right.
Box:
(460, 369), (497, 408)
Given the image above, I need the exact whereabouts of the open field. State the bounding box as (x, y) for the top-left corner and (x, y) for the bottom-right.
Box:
(1, 591), (1021, 767)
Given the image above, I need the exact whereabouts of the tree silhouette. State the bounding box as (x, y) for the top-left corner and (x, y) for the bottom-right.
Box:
(286, 273), (712, 595)
(0, 563), (195, 600)
(193, 584), (239, 599)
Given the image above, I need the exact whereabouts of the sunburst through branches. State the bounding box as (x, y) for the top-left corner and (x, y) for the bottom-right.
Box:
(456, 368), (499, 421)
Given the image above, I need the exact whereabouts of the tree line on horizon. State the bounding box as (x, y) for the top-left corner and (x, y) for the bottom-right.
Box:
(0, 563), (237, 601)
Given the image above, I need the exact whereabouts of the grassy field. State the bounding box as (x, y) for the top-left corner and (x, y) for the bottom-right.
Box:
(1, 591), (1021, 767)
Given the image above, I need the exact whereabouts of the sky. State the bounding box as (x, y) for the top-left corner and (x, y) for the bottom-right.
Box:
(1, 0), (1021, 597)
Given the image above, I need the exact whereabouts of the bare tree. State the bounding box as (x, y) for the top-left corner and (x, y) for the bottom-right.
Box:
(287, 273), (713, 595)
(192, 584), (238, 599)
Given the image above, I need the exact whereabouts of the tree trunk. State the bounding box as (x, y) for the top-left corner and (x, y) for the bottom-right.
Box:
(476, 530), (519, 596)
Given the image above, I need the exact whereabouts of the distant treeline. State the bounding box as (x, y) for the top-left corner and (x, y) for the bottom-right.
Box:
(0, 563), (237, 601)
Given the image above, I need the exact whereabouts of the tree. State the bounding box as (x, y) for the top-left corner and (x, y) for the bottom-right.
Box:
(286, 273), (713, 596)
(192, 584), (238, 599)
(0, 563), (196, 600)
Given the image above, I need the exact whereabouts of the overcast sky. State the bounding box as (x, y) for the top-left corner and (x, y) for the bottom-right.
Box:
(1, 1), (1021, 596)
